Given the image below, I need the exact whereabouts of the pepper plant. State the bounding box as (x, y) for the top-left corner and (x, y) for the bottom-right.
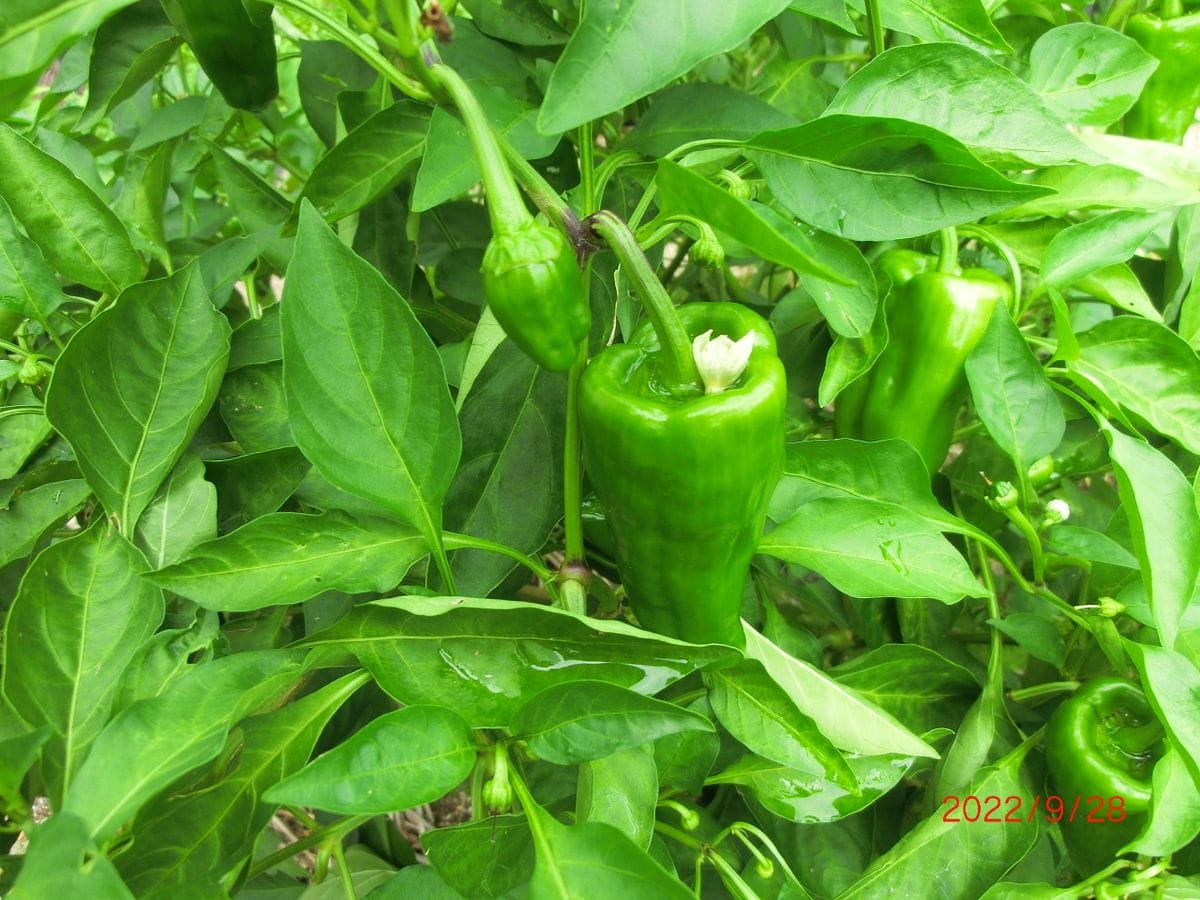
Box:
(1, 0), (1199, 897)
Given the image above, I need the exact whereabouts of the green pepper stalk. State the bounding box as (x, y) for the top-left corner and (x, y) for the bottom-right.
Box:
(1044, 678), (1165, 876)
(425, 62), (589, 372)
(579, 300), (787, 647)
(1123, 0), (1200, 144)
(162, 0), (279, 111)
(834, 245), (1011, 473)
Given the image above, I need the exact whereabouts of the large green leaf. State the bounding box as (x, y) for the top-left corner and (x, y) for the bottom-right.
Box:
(1, 523), (163, 804)
(45, 263), (230, 533)
(538, 0), (792, 133)
(444, 341), (565, 596)
(0, 194), (67, 326)
(0, 0), (140, 81)
(62, 650), (306, 842)
(299, 596), (739, 727)
(117, 671), (367, 896)
(0, 123), (142, 293)
(264, 705), (476, 815)
(281, 202), (460, 557)
(826, 43), (1094, 166)
(150, 510), (427, 611)
(0, 479), (92, 567)
(747, 115), (1051, 241)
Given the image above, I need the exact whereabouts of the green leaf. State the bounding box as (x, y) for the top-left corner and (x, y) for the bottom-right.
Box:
(743, 624), (937, 758)
(845, 0), (1009, 52)
(965, 307), (1065, 470)
(281, 202), (460, 557)
(444, 341), (565, 596)
(0, 478), (91, 567)
(761, 496), (986, 603)
(1001, 164), (1200, 219)
(713, 750), (914, 823)
(747, 115), (1050, 241)
(116, 671), (367, 897)
(45, 264), (230, 533)
(706, 659), (858, 791)
(523, 798), (693, 900)
(1028, 23), (1158, 127)
(1042, 211), (1173, 289)
(414, 88), (558, 212)
(1, 524), (163, 804)
(1073, 317), (1200, 455)
(538, 0), (791, 133)
(299, 596), (739, 727)
(299, 101), (428, 224)
(656, 159), (872, 336)
(8, 812), (134, 900)
(77, 0), (180, 130)
(461, 0), (569, 45)
(826, 43), (1094, 167)
(296, 40), (378, 148)
(1124, 746), (1200, 857)
(577, 745), (658, 850)
(207, 446), (310, 533)
(150, 510), (428, 612)
(624, 83), (795, 156)
(264, 705), (476, 815)
(510, 680), (713, 766)
(1104, 428), (1200, 651)
(62, 649), (306, 842)
(839, 752), (1038, 897)
(833, 644), (979, 734)
(0, 193), (67, 326)
(217, 362), (293, 453)
(0, 123), (142, 293)
(132, 454), (215, 570)
(0, 0), (140, 81)
(423, 814), (536, 899)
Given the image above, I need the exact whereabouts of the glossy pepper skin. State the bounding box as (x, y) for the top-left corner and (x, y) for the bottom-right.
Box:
(161, 0), (278, 111)
(1123, 9), (1200, 145)
(579, 302), (786, 647)
(835, 250), (1010, 472)
(1044, 678), (1165, 876)
(482, 219), (589, 372)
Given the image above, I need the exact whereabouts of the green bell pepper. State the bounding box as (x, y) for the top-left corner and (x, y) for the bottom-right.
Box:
(579, 302), (787, 647)
(1124, 1), (1200, 145)
(162, 0), (279, 111)
(835, 248), (1011, 473)
(1044, 678), (1165, 876)
(429, 63), (588, 372)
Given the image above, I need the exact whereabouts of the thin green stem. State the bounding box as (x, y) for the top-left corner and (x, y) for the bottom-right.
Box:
(425, 64), (528, 233)
(937, 226), (959, 273)
(958, 224), (1022, 312)
(496, 134), (579, 239)
(269, 0), (431, 101)
(248, 815), (372, 879)
(443, 532), (556, 587)
(863, 0), (886, 57)
(587, 211), (700, 391)
(331, 840), (357, 900)
(1009, 681), (1080, 704)
(591, 150), (640, 204)
(653, 820), (705, 850)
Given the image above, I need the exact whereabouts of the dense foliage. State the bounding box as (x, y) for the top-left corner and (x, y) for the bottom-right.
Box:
(1, 0), (1199, 897)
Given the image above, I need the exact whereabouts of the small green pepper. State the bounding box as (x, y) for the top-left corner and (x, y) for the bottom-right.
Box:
(429, 63), (588, 371)
(835, 249), (1010, 473)
(1044, 678), (1165, 876)
(580, 302), (786, 647)
(161, 0), (279, 111)
(1123, 1), (1200, 145)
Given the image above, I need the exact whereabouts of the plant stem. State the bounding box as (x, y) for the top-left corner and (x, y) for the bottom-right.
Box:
(864, 0), (886, 57)
(496, 134), (580, 241)
(937, 226), (958, 273)
(248, 815), (372, 879)
(424, 63), (528, 235)
(442, 532), (557, 588)
(331, 840), (357, 900)
(958, 224), (1023, 312)
(587, 210), (700, 391)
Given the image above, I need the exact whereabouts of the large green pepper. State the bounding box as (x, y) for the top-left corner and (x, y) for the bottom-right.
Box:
(579, 302), (787, 647)
(835, 249), (1010, 473)
(161, 0), (279, 111)
(1044, 678), (1165, 875)
(429, 63), (587, 372)
(1123, 1), (1200, 145)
